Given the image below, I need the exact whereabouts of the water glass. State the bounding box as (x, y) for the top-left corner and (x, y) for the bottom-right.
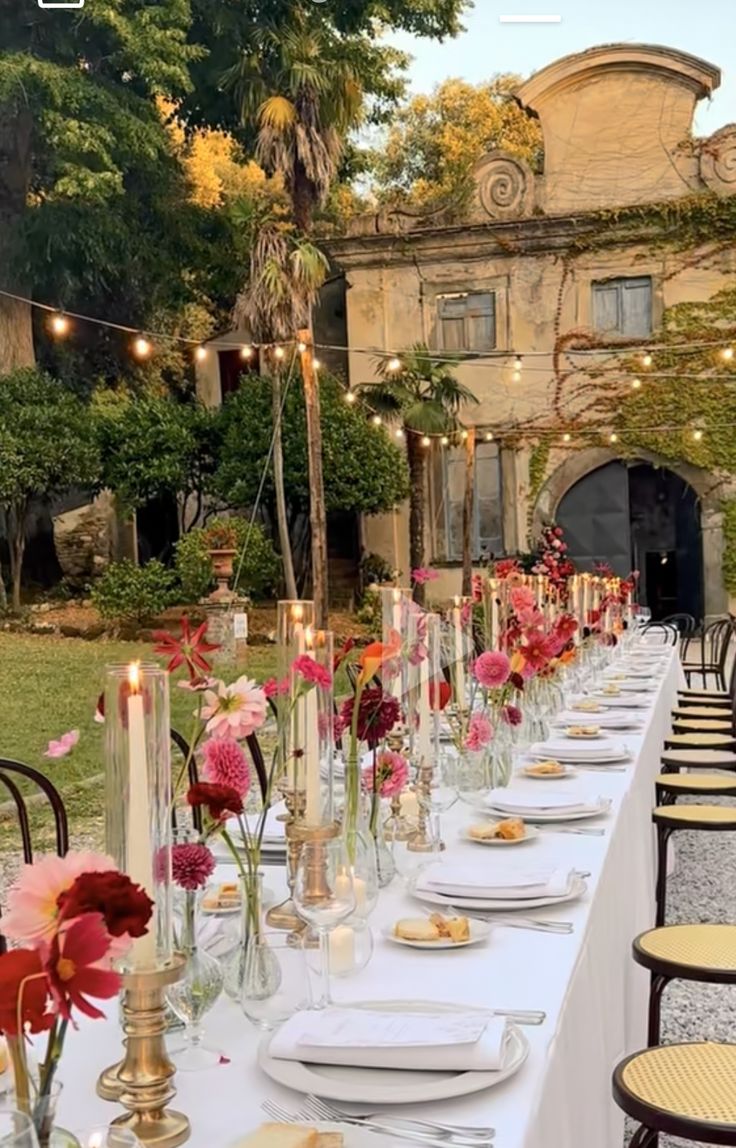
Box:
(73, 1129), (140, 1148)
(294, 838), (356, 1007)
(0, 1109), (39, 1148)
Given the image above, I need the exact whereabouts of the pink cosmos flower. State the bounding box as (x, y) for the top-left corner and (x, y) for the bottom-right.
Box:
(263, 676), (290, 699)
(170, 843), (216, 891)
(2, 852), (119, 945)
(464, 713), (494, 751)
(44, 730), (80, 759)
(517, 606), (545, 630)
(200, 676), (267, 740)
(523, 631), (557, 672)
(362, 750), (410, 798)
(46, 912), (121, 1022)
(412, 567), (439, 585)
(292, 655), (332, 690)
(474, 650), (511, 689)
(177, 676), (217, 693)
(201, 736), (250, 796)
(510, 586), (536, 614)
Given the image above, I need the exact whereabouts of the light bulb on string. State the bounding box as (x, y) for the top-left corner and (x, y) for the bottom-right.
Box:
(631, 377), (642, 390)
(313, 358), (321, 370)
(512, 370), (522, 384)
(563, 433), (571, 443)
(297, 340), (307, 353)
(609, 432), (619, 444)
(273, 346), (285, 361)
(395, 427), (404, 439)
(721, 346), (734, 362)
(49, 312), (70, 337)
(133, 335), (152, 359)
(441, 435), (449, 446)
(692, 428), (704, 442)
(513, 355), (523, 372)
(372, 414), (382, 427)
(461, 429), (469, 441)
(240, 345), (253, 360)
(421, 435), (431, 448)
(641, 353), (653, 368)
(485, 431), (494, 441)
(387, 356), (401, 372)
(194, 345), (208, 362)
(345, 390), (356, 404)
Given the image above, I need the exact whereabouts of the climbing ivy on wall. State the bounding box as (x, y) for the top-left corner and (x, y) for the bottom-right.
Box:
(722, 500), (736, 596)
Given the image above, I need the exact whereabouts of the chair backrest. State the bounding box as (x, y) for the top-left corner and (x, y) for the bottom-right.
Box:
(702, 617), (733, 670)
(641, 622), (678, 646)
(662, 613), (696, 635)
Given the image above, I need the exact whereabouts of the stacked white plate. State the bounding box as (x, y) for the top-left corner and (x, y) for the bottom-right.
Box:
(411, 861), (586, 911)
(557, 709), (643, 730)
(585, 693), (651, 708)
(528, 738), (630, 765)
(483, 788), (611, 823)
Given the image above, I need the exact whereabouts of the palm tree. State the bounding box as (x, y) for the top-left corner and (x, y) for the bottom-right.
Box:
(358, 345), (478, 605)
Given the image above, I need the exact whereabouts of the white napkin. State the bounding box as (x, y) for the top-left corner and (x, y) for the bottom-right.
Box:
(418, 862), (573, 900)
(531, 739), (628, 760)
(486, 789), (599, 815)
(269, 1008), (509, 1072)
(559, 711), (642, 729)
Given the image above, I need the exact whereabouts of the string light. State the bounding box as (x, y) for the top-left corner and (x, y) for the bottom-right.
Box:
(395, 428), (404, 439)
(194, 345), (208, 362)
(512, 370), (522, 384)
(513, 355), (523, 371)
(371, 414), (382, 426)
(441, 435), (449, 446)
(631, 377), (642, 390)
(387, 356), (402, 372)
(49, 312), (70, 337)
(563, 433), (571, 443)
(461, 429), (469, 441)
(313, 358), (321, 370)
(485, 431), (494, 441)
(297, 340), (307, 353)
(722, 347), (734, 362)
(132, 335), (152, 359)
(345, 390), (356, 404)
(609, 432), (619, 443)
(692, 428), (704, 442)
(240, 345), (253, 360)
(273, 346), (285, 361)
(641, 353), (653, 368)
(421, 435), (431, 448)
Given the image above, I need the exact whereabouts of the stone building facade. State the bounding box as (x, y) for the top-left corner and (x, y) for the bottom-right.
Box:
(328, 44), (736, 619)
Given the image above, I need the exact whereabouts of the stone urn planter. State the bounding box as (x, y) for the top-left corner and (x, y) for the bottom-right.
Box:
(207, 547), (238, 602)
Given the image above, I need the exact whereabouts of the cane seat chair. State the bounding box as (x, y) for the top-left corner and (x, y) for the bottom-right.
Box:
(660, 748), (736, 773)
(652, 804), (736, 927)
(632, 925), (736, 1046)
(655, 772), (736, 805)
(612, 1042), (736, 1146)
(672, 718), (734, 734)
(664, 732), (736, 752)
(682, 617), (735, 690)
(672, 705), (733, 718)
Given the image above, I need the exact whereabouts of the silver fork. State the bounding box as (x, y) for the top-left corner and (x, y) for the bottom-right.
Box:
(262, 1098), (493, 1146)
(536, 826), (606, 836)
(303, 1094), (495, 1145)
(450, 908), (573, 934)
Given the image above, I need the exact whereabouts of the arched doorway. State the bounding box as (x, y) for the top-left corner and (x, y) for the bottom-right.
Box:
(556, 460), (703, 620)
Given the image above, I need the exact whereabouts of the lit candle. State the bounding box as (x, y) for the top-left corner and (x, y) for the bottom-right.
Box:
(329, 924), (355, 975)
(581, 574), (591, 625)
(488, 579), (500, 650)
(535, 573), (544, 608)
(303, 627), (321, 826)
(390, 589), (403, 701)
(336, 870), (366, 912)
(417, 659), (432, 767)
(126, 663), (156, 967)
(452, 596), (466, 708)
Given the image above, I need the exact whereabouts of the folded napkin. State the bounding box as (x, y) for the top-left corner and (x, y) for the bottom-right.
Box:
(417, 862), (573, 900)
(269, 1007), (509, 1072)
(531, 739), (627, 760)
(486, 789), (598, 815)
(559, 711), (642, 729)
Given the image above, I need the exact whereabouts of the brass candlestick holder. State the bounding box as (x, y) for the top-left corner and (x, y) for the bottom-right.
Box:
(383, 730), (414, 842)
(407, 759), (445, 853)
(266, 786), (307, 933)
(97, 955), (190, 1148)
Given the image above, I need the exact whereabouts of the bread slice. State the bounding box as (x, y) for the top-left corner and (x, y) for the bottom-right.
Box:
(394, 917), (440, 941)
(445, 917), (470, 942)
(317, 1136), (344, 1147)
(235, 1124), (320, 1148)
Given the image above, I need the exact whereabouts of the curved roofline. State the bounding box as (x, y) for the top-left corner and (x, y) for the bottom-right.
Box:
(516, 43), (720, 112)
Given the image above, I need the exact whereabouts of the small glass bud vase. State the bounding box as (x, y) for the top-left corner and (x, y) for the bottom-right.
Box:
(165, 889), (224, 1071)
(223, 871), (268, 1000)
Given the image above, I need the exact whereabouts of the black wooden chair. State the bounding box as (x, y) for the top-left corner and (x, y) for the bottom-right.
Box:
(683, 617), (735, 689)
(0, 757), (69, 954)
(641, 622), (679, 646)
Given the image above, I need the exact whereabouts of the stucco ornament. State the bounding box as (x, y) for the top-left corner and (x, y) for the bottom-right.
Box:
(700, 125), (736, 196)
(474, 151), (534, 219)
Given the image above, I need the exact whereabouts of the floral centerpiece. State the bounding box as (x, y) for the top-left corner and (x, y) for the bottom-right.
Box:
(0, 855), (153, 1146)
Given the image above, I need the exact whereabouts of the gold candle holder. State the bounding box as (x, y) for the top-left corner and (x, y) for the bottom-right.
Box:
(385, 792), (413, 841)
(265, 787), (307, 933)
(97, 955), (190, 1148)
(407, 760), (445, 853)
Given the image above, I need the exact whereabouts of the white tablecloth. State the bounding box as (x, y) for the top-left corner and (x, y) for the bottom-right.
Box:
(51, 649), (680, 1148)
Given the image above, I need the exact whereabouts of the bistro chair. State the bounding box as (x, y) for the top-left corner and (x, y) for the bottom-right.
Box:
(655, 771), (736, 806)
(0, 757), (69, 954)
(652, 804), (736, 927)
(660, 748), (736, 774)
(613, 1042), (736, 1146)
(683, 617), (735, 689)
(641, 622), (679, 646)
(633, 924), (736, 1046)
(672, 717), (734, 734)
(664, 732), (736, 752)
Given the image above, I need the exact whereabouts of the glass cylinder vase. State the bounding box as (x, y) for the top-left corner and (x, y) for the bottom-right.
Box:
(405, 609), (441, 771)
(444, 596), (473, 711)
(103, 662), (172, 972)
(277, 627), (335, 829)
(223, 871), (267, 1000)
(379, 586), (411, 704)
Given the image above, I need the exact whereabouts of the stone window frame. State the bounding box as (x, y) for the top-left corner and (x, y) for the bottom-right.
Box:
(422, 273), (511, 354)
(574, 265), (664, 340)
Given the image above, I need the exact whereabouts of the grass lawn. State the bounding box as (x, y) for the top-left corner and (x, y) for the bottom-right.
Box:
(0, 633), (278, 854)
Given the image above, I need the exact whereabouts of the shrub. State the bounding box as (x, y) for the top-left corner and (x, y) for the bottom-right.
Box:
(175, 518), (280, 602)
(91, 559), (176, 626)
(360, 551), (396, 588)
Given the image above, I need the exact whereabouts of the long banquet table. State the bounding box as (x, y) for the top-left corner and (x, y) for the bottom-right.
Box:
(54, 647), (680, 1148)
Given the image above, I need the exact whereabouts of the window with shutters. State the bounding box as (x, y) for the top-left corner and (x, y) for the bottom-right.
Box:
(591, 276), (653, 338)
(437, 292), (496, 352)
(430, 442), (503, 562)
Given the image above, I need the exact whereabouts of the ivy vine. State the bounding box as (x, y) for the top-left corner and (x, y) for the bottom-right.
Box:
(722, 500), (736, 596)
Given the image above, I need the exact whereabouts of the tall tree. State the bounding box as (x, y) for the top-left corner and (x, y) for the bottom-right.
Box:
(358, 346), (478, 606)
(462, 427), (476, 596)
(0, 1), (199, 372)
(370, 76), (542, 212)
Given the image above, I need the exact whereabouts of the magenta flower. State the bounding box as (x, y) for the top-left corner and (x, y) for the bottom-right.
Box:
(44, 729), (80, 759)
(501, 704), (523, 726)
(292, 654), (332, 690)
(474, 651), (511, 689)
(171, 843), (216, 891)
(510, 586), (536, 615)
(362, 750), (410, 798)
(201, 737), (250, 797)
(263, 676), (290, 699)
(464, 713), (494, 751)
(200, 676), (267, 740)
(412, 567), (439, 585)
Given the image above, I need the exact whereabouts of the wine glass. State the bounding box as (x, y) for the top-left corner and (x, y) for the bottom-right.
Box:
(294, 838), (356, 1009)
(0, 1109), (39, 1148)
(73, 1128), (140, 1148)
(165, 893), (225, 1071)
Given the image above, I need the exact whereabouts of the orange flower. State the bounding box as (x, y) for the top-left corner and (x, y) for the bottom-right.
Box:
(509, 650), (526, 676)
(559, 648), (577, 665)
(358, 630), (401, 686)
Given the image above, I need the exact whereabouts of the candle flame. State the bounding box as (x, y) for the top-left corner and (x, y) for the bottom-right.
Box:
(88, 1135), (103, 1148)
(128, 661), (141, 693)
(305, 625), (314, 649)
(292, 604), (304, 622)
(392, 589), (401, 604)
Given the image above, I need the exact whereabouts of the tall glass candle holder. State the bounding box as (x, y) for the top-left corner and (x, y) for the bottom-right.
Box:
(277, 600), (316, 650)
(104, 663), (173, 972)
(285, 627), (335, 827)
(406, 609), (440, 770)
(379, 586), (411, 703)
(445, 596), (473, 710)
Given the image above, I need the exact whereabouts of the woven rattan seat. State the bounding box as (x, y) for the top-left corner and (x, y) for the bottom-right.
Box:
(673, 706), (733, 718)
(665, 733), (736, 749)
(653, 804), (736, 830)
(613, 1042), (736, 1144)
(660, 749), (736, 771)
(672, 719), (733, 733)
(635, 924), (736, 981)
(656, 772), (736, 796)
(680, 690), (730, 700)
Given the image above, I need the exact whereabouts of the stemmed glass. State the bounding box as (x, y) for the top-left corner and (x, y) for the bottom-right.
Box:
(294, 838), (356, 1009)
(0, 1109), (39, 1148)
(73, 1129), (141, 1148)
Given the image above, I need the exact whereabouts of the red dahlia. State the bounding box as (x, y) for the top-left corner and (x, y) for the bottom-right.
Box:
(58, 871), (154, 939)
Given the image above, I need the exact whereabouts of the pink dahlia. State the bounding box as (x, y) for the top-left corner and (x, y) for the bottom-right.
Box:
(362, 750), (410, 799)
(171, 843), (216, 891)
(200, 676), (267, 740)
(464, 713), (494, 751)
(2, 851), (118, 946)
(292, 654), (332, 690)
(412, 567), (439, 585)
(201, 736), (250, 797)
(474, 650), (511, 689)
(510, 586), (536, 615)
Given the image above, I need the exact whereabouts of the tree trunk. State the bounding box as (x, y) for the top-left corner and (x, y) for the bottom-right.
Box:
(272, 371), (298, 599)
(0, 103), (34, 371)
(407, 433), (427, 606)
(298, 329), (328, 628)
(462, 428), (476, 597)
(8, 502), (26, 613)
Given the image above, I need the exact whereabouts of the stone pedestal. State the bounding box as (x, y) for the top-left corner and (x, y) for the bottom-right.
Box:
(202, 599), (250, 666)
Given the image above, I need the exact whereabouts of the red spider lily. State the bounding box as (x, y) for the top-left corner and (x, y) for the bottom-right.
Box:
(153, 616), (220, 681)
(0, 947), (53, 1035)
(46, 913), (121, 1022)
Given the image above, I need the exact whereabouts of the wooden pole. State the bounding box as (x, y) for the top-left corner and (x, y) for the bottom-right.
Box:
(461, 428), (476, 597)
(298, 329), (328, 628)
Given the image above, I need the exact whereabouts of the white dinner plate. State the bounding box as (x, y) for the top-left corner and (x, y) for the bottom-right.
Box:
(230, 1124), (395, 1148)
(464, 823), (540, 846)
(484, 798), (611, 823)
(258, 1000), (529, 1104)
(528, 751), (629, 766)
(382, 919), (492, 950)
(591, 695), (649, 708)
(411, 874), (587, 912)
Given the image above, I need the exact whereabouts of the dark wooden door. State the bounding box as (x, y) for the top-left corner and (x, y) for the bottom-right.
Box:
(556, 461), (632, 575)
